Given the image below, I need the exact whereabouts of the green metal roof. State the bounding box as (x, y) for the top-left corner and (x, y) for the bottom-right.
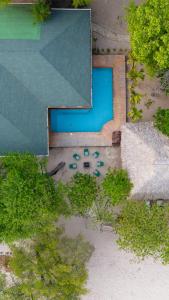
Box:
(0, 6), (91, 155)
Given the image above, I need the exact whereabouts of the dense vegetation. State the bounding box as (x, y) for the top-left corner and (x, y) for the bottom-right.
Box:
(72, 0), (91, 8)
(154, 107), (169, 137)
(0, 0), (10, 7)
(116, 201), (169, 264)
(32, 0), (51, 22)
(0, 227), (94, 299)
(126, 0), (169, 75)
(59, 169), (132, 221)
(102, 169), (133, 206)
(0, 153), (59, 242)
(67, 172), (97, 215)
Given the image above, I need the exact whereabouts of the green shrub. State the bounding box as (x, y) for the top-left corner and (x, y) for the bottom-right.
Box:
(154, 107), (169, 137)
(0, 153), (59, 242)
(116, 201), (169, 263)
(32, 0), (51, 23)
(102, 169), (132, 205)
(90, 189), (116, 227)
(72, 0), (91, 8)
(68, 173), (97, 215)
(7, 227), (94, 299)
(0, 0), (10, 8)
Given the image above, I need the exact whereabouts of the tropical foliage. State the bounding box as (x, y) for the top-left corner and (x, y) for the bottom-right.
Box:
(67, 172), (97, 215)
(59, 169), (132, 222)
(154, 107), (169, 137)
(0, 153), (59, 242)
(127, 55), (144, 122)
(0, 228), (94, 299)
(32, 0), (51, 23)
(7, 228), (94, 300)
(127, 53), (153, 122)
(102, 169), (133, 206)
(72, 0), (91, 8)
(126, 0), (169, 75)
(116, 201), (169, 263)
(0, 0), (10, 8)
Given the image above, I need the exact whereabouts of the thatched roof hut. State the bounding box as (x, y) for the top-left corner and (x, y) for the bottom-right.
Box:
(121, 122), (169, 200)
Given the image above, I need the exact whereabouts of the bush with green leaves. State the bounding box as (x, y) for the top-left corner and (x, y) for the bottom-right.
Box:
(0, 153), (60, 242)
(102, 169), (133, 206)
(72, 0), (91, 8)
(4, 227), (94, 300)
(154, 107), (169, 137)
(32, 0), (51, 23)
(89, 188), (116, 228)
(67, 172), (97, 215)
(126, 0), (169, 75)
(0, 0), (10, 8)
(116, 201), (169, 263)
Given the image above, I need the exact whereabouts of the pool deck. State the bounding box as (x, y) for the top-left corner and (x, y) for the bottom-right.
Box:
(49, 55), (126, 147)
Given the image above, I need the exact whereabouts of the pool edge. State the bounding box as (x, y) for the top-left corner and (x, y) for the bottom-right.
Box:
(49, 54), (126, 147)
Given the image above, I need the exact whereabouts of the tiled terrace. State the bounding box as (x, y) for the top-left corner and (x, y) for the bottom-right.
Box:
(49, 55), (126, 147)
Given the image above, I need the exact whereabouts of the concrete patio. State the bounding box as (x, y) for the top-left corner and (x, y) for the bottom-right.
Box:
(48, 146), (121, 182)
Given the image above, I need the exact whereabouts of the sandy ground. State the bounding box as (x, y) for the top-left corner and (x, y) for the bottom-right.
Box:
(60, 216), (169, 300)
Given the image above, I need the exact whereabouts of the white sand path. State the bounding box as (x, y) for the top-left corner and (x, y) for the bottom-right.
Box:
(60, 216), (169, 300)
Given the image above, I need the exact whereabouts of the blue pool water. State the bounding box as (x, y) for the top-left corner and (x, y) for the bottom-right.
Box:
(50, 68), (113, 132)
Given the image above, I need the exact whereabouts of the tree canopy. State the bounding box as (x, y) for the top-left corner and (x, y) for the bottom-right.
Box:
(0, 153), (59, 242)
(126, 0), (169, 75)
(6, 228), (94, 300)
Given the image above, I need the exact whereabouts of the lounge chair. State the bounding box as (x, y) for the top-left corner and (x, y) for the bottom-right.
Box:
(46, 162), (65, 176)
(84, 148), (89, 157)
(73, 153), (81, 161)
(93, 169), (101, 177)
(97, 161), (104, 167)
(92, 151), (100, 158)
(69, 163), (77, 170)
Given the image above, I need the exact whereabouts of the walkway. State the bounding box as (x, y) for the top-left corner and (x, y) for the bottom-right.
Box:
(60, 216), (169, 300)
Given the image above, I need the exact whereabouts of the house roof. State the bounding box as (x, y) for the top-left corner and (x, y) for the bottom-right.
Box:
(0, 6), (91, 155)
(121, 122), (169, 200)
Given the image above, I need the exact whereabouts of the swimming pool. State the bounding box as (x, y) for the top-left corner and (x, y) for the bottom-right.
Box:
(50, 67), (113, 132)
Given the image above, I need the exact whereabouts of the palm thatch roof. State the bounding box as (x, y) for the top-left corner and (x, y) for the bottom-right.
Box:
(121, 122), (169, 200)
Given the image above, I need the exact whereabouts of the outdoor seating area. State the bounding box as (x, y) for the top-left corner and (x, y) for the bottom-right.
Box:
(69, 148), (104, 176)
(48, 146), (121, 182)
